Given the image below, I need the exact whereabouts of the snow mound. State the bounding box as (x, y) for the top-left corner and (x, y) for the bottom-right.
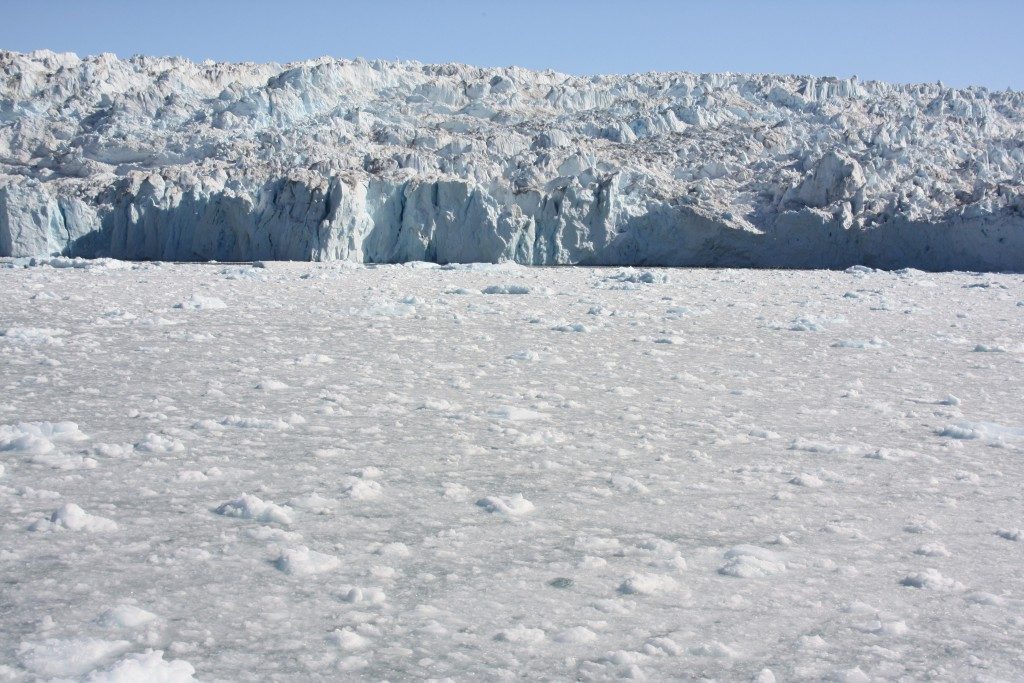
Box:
(495, 625), (547, 644)
(0, 421), (89, 454)
(342, 477), (383, 500)
(0, 327), (68, 345)
(900, 568), (964, 590)
(275, 546), (341, 576)
(214, 493), (293, 525)
(134, 433), (186, 454)
(18, 638), (130, 678)
(831, 338), (890, 350)
(938, 421), (1024, 442)
(174, 294), (227, 310)
(476, 494), (535, 516)
(97, 605), (159, 629)
(220, 415), (292, 431)
(482, 284), (532, 295)
(618, 573), (680, 595)
(30, 503), (118, 532)
(718, 545), (787, 578)
(85, 650), (197, 682)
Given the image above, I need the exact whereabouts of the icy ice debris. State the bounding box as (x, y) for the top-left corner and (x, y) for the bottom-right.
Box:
(30, 503), (118, 532)
(214, 493), (293, 525)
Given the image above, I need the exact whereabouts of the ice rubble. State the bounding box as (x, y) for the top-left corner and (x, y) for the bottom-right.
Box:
(1, 50), (1023, 269)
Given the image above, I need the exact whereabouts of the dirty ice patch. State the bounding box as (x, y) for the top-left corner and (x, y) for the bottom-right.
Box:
(718, 545), (786, 578)
(214, 493), (293, 525)
(174, 294), (227, 310)
(1, 421), (89, 454)
(275, 546), (341, 576)
(29, 503), (118, 532)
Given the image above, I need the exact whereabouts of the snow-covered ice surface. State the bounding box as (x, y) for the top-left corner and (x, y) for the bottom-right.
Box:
(1, 51), (1024, 269)
(1, 259), (1023, 680)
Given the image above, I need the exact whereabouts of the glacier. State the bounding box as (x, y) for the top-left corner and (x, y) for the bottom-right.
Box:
(1, 50), (1023, 269)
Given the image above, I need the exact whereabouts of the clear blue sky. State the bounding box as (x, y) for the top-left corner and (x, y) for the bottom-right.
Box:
(2, 0), (1021, 90)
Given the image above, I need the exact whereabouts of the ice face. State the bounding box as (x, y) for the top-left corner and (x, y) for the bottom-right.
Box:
(1, 51), (1023, 269)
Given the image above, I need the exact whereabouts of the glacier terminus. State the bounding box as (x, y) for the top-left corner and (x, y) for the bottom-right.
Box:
(1, 50), (1023, 269)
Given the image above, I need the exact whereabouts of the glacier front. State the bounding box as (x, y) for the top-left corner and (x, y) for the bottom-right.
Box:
(1, 50), (1023, 269)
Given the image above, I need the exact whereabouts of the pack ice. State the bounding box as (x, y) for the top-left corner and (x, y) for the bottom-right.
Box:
(1, 50), (1023, 269)
(2, 260), (1023, 680)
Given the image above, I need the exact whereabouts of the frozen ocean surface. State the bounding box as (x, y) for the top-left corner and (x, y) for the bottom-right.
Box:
(0, 259), (1022, 680)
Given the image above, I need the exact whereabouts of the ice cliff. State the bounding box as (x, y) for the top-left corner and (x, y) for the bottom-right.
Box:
(2, 50), (1023, 269)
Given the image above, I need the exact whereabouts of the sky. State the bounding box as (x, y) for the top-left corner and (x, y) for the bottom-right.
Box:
(1, 0), (1021, 90)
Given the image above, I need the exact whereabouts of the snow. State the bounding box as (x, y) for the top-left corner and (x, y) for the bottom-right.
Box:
(96, 605), (158, 630)
(30, 503), (119, 532)
(18, 638), (131, 678)
(173, 294), (226, 311)
(2, 51), (1024, 270)
(900, 568), (965, 591)
(475, 494), (535, 516)
(718, 545), (787, 578)
(0, 420), (88, 454)
(0, 261), (1022, 679)
(214, 493), (293, 525)
(82, 650), (197, 682)
(618, 573), (681, 595)
(274, 546), (342, 576)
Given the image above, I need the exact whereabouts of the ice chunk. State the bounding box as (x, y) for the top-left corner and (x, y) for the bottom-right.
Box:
(214, 493), (293, 525)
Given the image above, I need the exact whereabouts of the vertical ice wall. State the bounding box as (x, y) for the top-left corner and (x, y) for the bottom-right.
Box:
(1, 51), (1022, 269)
